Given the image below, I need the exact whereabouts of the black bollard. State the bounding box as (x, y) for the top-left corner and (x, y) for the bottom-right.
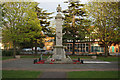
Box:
(34, 59), (37, 64)
(39, 57), (41, 61)
(35, 59), (37, 63)
(36, 59), (38, 62)
(81, 60), (83, 64)
(34, 59), (35, 64)
(78, 57), (80, 61)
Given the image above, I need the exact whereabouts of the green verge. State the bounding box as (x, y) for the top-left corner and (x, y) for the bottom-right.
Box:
(69, 56), (91, 59)
(70, 56), (119, 61)
(21, 55), (48, 59)
(2, 55), (49, 60)
(67, 71), (119, 78)
(2, 57), (13, 60)
(2, 70), (41, 78)
(97, 56), (119, 61)
(2, 55), (119, 61)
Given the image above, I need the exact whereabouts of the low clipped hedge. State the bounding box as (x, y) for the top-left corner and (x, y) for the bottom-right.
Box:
(2, 49), (20, 56)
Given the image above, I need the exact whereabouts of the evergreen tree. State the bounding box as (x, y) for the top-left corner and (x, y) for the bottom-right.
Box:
(35, 6), (54, 36)
(32, 6), (54, 54)
(63, 1), (91, 55)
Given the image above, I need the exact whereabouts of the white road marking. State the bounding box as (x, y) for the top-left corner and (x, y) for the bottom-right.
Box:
(84, 61), (111, 63)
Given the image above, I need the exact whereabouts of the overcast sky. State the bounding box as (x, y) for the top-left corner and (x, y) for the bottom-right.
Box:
(34, 0), (88, 16)
(33, 0), (88, 27)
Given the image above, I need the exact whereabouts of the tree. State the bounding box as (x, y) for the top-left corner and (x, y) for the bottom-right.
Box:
(62, 1), (91, 55)
(35, 6), (54, 36)
(2, 2), (42, 57)
(85, 2), (119, 56)
(29, 6), (54, 54)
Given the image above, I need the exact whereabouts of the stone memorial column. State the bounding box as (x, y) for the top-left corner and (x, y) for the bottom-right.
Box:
(52, 4), (66, 60)
(46, 4), (72, 63)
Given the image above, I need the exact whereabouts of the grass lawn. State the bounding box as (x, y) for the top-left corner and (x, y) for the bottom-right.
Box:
(2, 70), (41, 78)
(69, 56), (91, 59)
(2, 55), (119, 62)
(21, 55), (49, 59)
(69, 56), (119, 61)
(97, 56), (119, 61)
(2, 55), (49, 60)
(67, 71), (119, 78)
(2, 57), (13, 60)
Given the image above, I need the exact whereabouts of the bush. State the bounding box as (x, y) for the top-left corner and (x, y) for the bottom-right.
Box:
(97, 53), (105, 56)
(2, 49), (20, 56)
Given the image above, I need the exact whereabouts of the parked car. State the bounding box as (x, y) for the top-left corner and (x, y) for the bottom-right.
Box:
(21, 48), (33, 54)
(33, 47), (43, 51)
(22, 48), (32, 51)
(44, 50), (53, 54)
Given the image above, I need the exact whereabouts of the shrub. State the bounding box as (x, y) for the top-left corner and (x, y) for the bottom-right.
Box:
(2, 49), (20, 56)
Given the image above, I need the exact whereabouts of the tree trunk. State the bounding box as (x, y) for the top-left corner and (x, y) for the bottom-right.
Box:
(89, 42), (91, 53)
(72, 14), (75, 55)
(13, 41), (16, 58)
(105, 44), (109, 57)
(35, 40), (38, 55)
(72, 39), (75, 55)
(32, 47), (33, 54)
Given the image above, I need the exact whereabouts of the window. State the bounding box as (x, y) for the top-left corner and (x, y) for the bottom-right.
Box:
(86, 47), (89, 52)
(65, 44), (73, 52)
(119, 47), (120, 52)
(77, 43), (89, 52)
(91, 46), (104, 52)
(116, 48), (118, 52)
(65, 43), (89, 53)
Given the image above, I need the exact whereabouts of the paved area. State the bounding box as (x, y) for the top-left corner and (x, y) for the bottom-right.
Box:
(2, 58), (119, 78)
(2, 58), (119, 71)
(40, 72), (66, 78)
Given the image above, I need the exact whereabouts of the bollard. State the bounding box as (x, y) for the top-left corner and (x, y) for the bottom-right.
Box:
(36, 59), (38, 62)
(34, 59), (37, 64)
(34, 59), (35, 64)
(40, 54), (43, 60)
(39, 58), (41, 61)
(78, 57), (80, 61)
(35, 59), (37, 63)
(81, 60), (83, 64)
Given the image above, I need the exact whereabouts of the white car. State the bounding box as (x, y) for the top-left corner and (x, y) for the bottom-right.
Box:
(22, 48), (32, 51)
(33, 47), (43, 51)
(21, 48), (33, 54)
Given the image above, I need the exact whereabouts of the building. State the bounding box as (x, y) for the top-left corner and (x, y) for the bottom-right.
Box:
(64, 40), (120, 55)
(63, 26), (120, 55)
(44, 37), (54, 50)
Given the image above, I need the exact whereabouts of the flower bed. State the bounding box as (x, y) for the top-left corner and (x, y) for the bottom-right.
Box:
(34, 59), (83, 64)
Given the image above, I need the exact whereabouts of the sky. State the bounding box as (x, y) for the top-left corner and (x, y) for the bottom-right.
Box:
(33, 0), (88, 27)
(35, 0), (88, 15)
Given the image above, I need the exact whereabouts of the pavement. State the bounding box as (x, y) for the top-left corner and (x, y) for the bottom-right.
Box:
(2, 58), (119, 71)
(40, 72), (67, 78)
(2, 58), (119, 78)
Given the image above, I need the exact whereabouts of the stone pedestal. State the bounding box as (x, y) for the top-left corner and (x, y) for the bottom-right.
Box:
(45, 4), (73, 64)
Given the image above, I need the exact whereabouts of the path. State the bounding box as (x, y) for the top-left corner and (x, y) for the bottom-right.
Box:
(39, 72), (67, 78)
(2, 58), (118, 71)
(2, 58), (119, 79)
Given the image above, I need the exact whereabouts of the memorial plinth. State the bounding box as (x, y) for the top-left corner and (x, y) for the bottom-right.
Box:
(46, 4), (73, 63)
